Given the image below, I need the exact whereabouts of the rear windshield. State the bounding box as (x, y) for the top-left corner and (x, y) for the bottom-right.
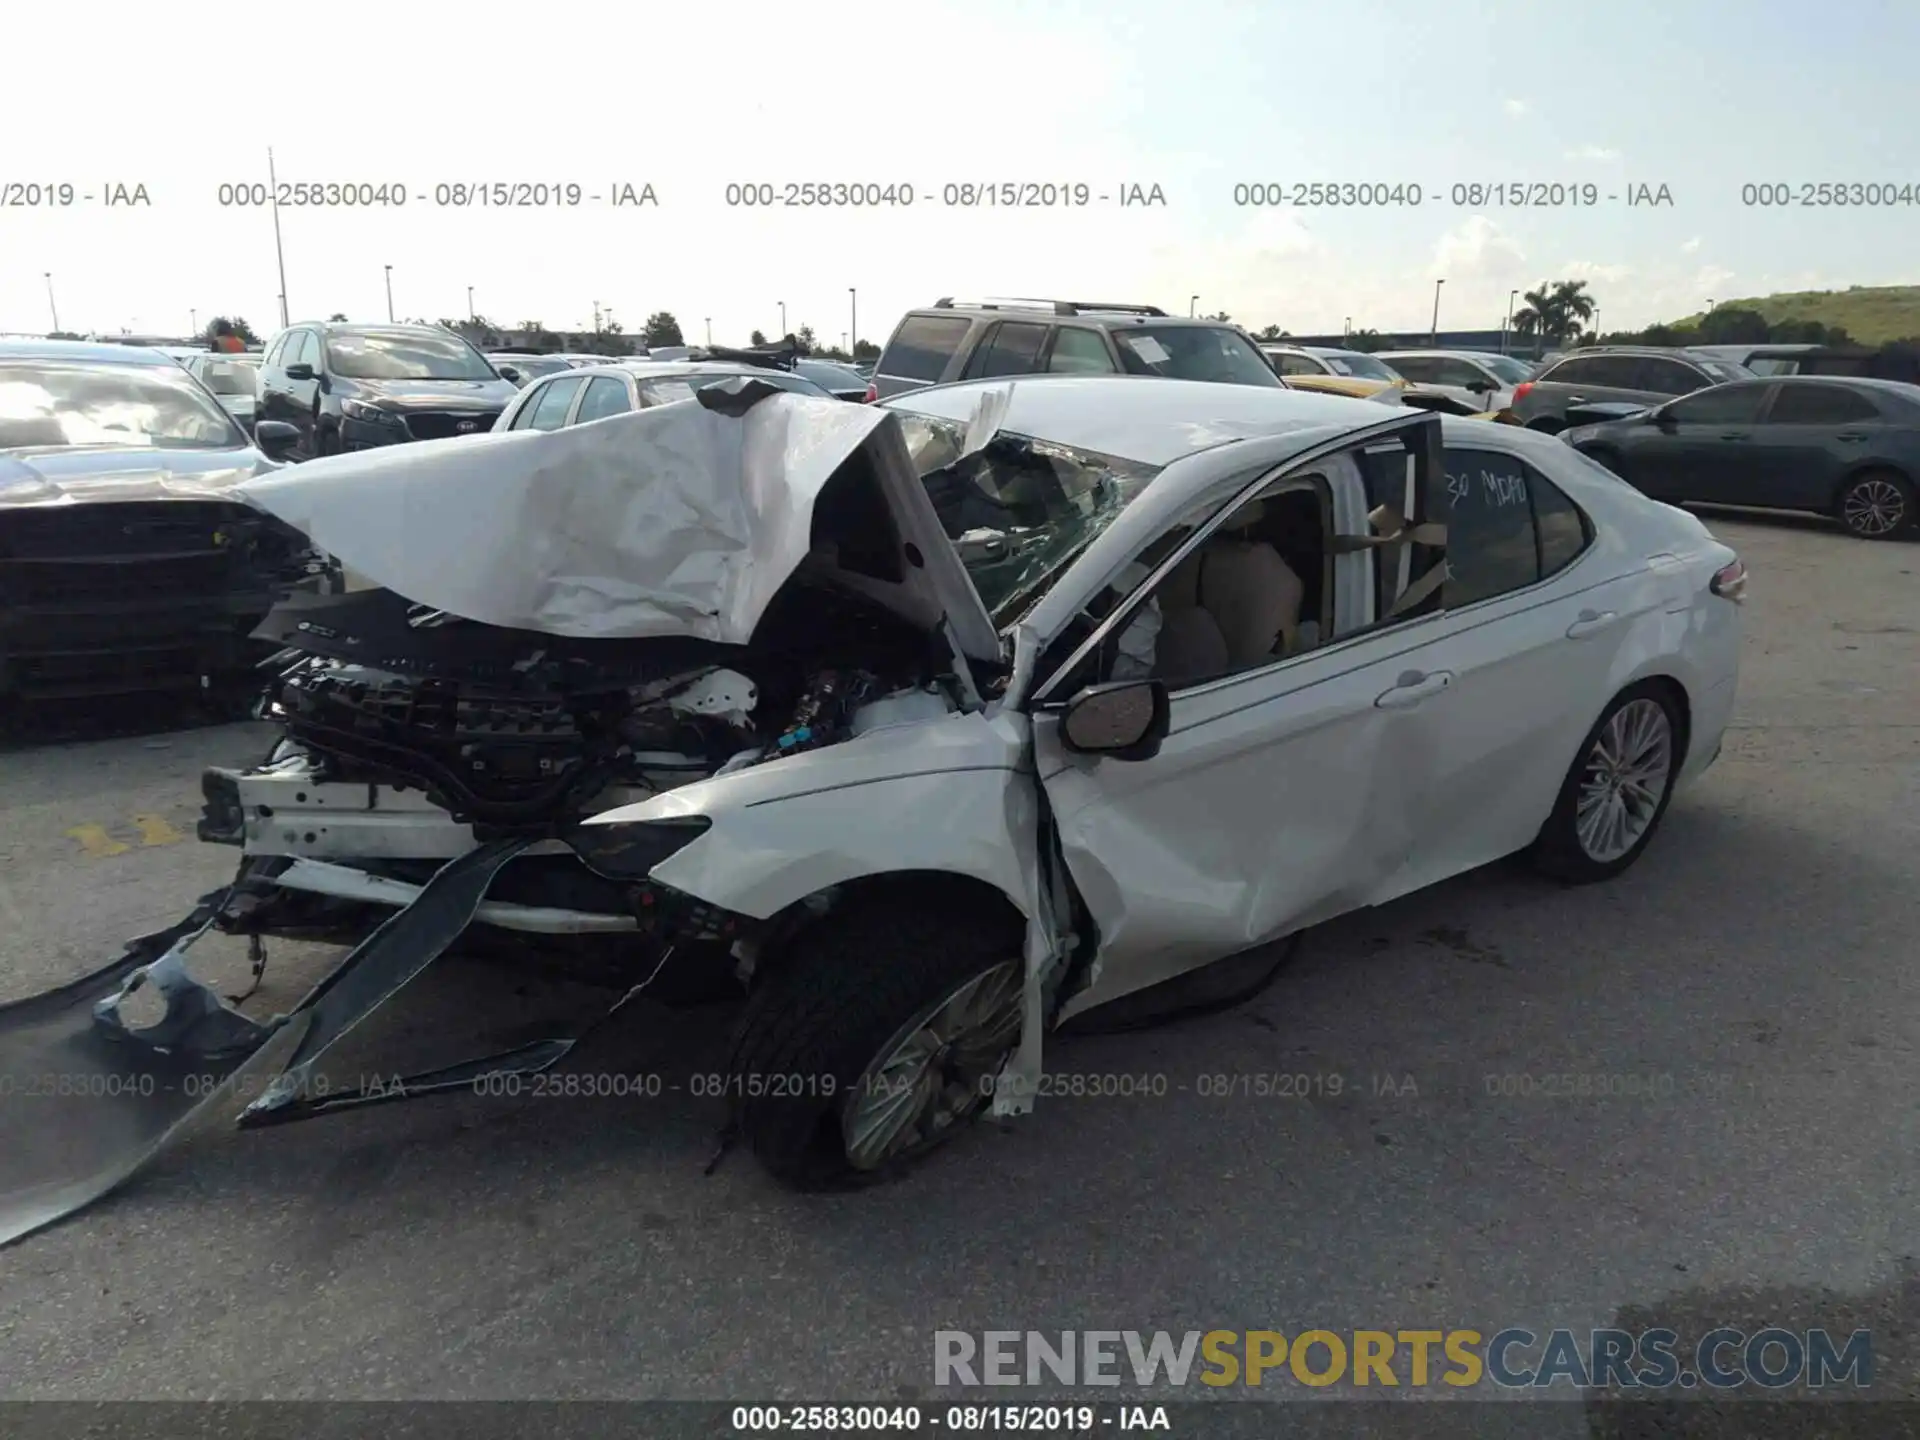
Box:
(0, 361), (245, 450)
(197, 358), (260, 395)
(1318, 350), (1401, 381)
(1114, 326), (1284, 387)
(880, 315), (973, 382)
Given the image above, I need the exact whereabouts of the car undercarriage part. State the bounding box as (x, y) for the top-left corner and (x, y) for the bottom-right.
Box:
(0, 836), (703, 1248)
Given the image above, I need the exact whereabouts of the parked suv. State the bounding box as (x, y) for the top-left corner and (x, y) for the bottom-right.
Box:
(258, 322), (520, 459)
(1508, 347), (1753, 433)
(871, 299), (1286, 399)
(1376, 349), (1536, 411)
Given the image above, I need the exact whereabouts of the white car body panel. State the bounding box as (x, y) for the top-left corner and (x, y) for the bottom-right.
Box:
(232, 390), (1001, 663)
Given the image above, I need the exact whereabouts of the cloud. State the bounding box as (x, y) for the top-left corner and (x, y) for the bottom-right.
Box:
(1681, 236), (1702, 254)
(1561, 260), (1634, 285)
(1563, 145), (1621, 162)
(1503, 98), (1528, 118)
(1432, 215), (1526, 280)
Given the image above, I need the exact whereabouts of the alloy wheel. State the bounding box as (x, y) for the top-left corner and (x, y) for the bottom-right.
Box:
(1841, 477), (1907, 538)
(1574, 698), (1674, 864)
(841, 960), (1024, 1171)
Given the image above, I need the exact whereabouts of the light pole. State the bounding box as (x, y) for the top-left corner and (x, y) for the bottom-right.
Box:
(1344, 315), (1351, 337)
(705, 317), (712, 346)
(467, 286), (475, 320)
(1189, 294), (1199, 317)
(1429, 279), (1445, 346)
(44, 272), (59, 332)
(267, 147), (290, 326)
(1504, 289), (1518, 355)
(384, 265), (394, 322)
(592, 300), (602, 332)
(190, 308), (198, 338)
(848, 288), (857, 355)
(1590, 305), (1600, 345)
(779, 301), (786, 337)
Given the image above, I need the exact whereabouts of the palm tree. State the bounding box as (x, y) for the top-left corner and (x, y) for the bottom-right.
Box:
(1549, 280), (1595, 341)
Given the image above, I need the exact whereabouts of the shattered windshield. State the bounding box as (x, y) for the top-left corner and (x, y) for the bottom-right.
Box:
(895, 411), (1163, 623)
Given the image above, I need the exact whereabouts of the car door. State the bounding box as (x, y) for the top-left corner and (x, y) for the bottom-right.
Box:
(1430, 355), (1504, 408)
(278, 331), (323, 456)
(1374, 438), (1647, 898)
(1629, 380), (1776, 502)
(1028, 416), (1457, 1011)
(1744, 381), (1889, 511)
(257, 332), (293, 427)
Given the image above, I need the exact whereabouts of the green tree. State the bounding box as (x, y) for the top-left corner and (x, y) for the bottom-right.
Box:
(203, 315), (262, 346)
(1344, 328), (1389, 352)
(1205, 311), (1232, 323)
(643, 311), (685, 347)
(852, 338), (880, 361)
(1255, 324), (1287, 341)
(795, 324), (818, 355)
(583, 320), (631, 356)
(329, 312), (348, 322)
(750, 329), (768, 346)
(1513, 281), (1597, 347)
(516, 321), (561, 348)
(1699, 306), (1770, 345)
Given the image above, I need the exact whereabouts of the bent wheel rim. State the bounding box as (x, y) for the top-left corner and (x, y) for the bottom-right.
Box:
(842, 959), (1024, 1171)
(1842, 478), (1906, 536)
(1574, 698), (1674, 864)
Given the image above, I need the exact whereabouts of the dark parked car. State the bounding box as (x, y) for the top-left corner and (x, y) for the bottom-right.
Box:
(793, 358), (874, 401)
(872, 299), (1287, 399)
(258, 322), (518, 458)
(1508, 347), (1754, 433)
(0, 340), (324, 703)
(1562, 375), (1920, 539)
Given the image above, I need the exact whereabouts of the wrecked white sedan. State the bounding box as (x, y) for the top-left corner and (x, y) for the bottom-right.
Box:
(0, 374), (1744, 1243)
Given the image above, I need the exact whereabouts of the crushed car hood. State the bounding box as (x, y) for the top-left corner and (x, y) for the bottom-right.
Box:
(235, 387), (1003, 662)
(0, 445), (273, 509)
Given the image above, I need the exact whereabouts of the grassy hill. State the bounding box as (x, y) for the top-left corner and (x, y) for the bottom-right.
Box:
(1667, 285), (1920, 346)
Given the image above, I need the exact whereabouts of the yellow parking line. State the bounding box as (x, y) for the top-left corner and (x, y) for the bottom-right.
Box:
(65, 824), (131, 859)
(132, 814), (186, 847)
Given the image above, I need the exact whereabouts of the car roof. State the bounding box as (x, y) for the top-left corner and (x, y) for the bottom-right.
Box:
(906, 306), (1240, 331)
(0, 338), (184, 366)
(1378, 348), (1507, 359)
(883, 375), (1408, 468)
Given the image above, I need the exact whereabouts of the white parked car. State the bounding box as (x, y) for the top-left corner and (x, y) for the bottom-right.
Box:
(1375, 349), (1537, 413)
(1, 375), (1744, 1242)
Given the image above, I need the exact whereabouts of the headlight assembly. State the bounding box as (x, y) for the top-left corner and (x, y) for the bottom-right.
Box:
(341, 398), (401, 423)
(567, 817), (712, 879)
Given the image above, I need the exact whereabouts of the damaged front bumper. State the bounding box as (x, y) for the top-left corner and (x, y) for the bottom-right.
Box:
(0, 837), (658, 1249)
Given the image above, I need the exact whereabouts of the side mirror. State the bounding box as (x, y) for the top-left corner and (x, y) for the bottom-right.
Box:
(1058, 678), (1170, 761)
(284, 362), (315, 381)
(497, 365), (522, 384)
(1648, 407), (1675, 428)
(1466, 378), (1493, 393)
(253, 420), (301, 460)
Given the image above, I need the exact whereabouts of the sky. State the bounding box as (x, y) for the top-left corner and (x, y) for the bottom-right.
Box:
(3, 0), (1915, 346)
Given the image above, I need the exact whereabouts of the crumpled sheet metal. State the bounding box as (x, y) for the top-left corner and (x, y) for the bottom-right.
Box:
(0, 840), (530, 1248)
(0, 455), (261, 510)
(234, 392), (891, 645)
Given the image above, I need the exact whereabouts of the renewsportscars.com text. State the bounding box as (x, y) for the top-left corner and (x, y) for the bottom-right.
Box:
(934, 1328), (1872, 1391)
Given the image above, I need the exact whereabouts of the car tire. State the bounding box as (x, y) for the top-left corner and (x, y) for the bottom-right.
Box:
(1833, 469), (1914, 540)
(727, 885), (1027, 1190)
(1529, 680), (1686, 884)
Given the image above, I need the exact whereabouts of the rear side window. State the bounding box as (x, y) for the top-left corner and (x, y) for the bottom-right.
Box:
(1384, 355), (1439, 382)
(1665, 383), (1773, 425)
(1636, 358), (1710, 395)
(965, 322), (1050, 379)
(1546, 355), (1637, 388)
(1765, 382), (1880, 424)
(880, 315), (973, 382)
(1423, 448), (1593, 609)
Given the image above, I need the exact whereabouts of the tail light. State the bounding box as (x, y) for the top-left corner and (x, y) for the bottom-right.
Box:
(1512, 381), (1535, 403)
(1710, 557), (1747, 602)
(862, 383), (877, 403)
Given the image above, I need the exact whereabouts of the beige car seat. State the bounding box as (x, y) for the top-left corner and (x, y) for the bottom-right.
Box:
(1150, 499), (1305, 680)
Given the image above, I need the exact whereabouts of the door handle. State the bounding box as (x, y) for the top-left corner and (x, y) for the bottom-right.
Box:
(1564, 395), (1587, 404)
(1374, 670), (1454, 709)
(1565, 609), (1618, 640)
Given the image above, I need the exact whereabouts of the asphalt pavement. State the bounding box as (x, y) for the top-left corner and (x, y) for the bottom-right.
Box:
(0, 510), (1914, 1433)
